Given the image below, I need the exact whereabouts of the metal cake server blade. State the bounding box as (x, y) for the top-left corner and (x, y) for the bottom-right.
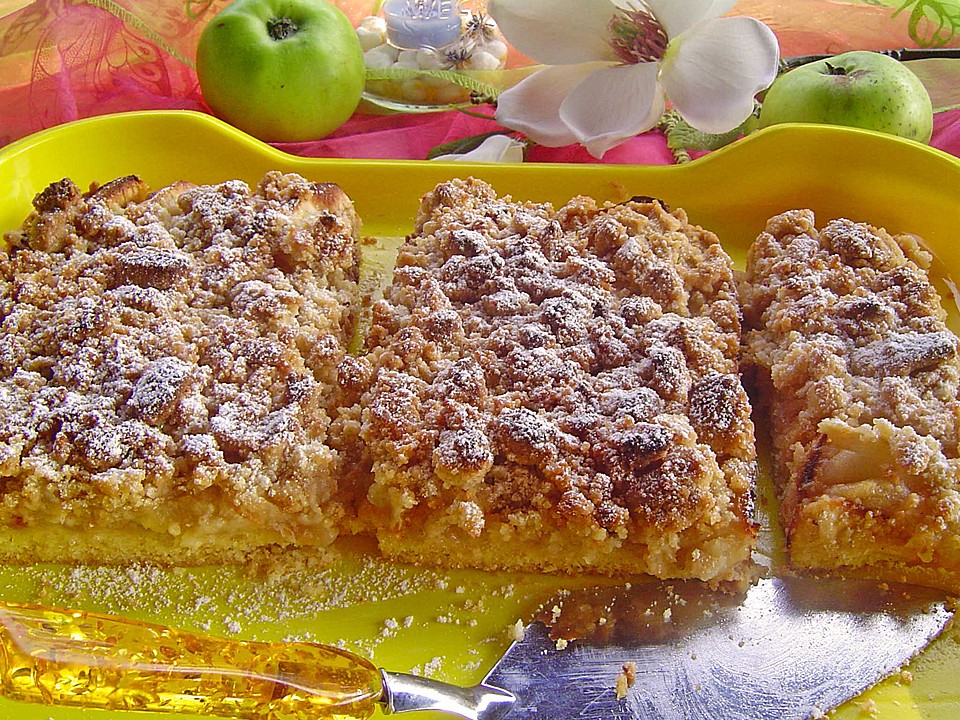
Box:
(0, 575), (953, 720)
(482, 575), (954, 720)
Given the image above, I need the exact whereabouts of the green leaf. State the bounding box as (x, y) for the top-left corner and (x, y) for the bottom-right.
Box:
(365, 67), (503, 102)
(893, 0), (960, 47)
(663, 121), (735, 152)
(361, 65), (542, 115)
(658, 107), (760, 162)
(358, 93), (474, 115)
(425, 131), (509, 160)
(904, 57), (960, 112)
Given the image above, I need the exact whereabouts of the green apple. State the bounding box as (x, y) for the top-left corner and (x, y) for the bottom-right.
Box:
(758, 50), (934, 143)
(196, 0), (365, 142)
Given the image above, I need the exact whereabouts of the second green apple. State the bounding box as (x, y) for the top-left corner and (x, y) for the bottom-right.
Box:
(758, 50), (933, 143)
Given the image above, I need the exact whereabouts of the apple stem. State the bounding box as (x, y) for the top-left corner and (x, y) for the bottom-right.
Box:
(267, 17), (298, 41)
(823, 61), (847, 77)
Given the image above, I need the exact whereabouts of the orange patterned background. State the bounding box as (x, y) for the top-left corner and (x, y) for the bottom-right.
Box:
(0, 0), (959, 148)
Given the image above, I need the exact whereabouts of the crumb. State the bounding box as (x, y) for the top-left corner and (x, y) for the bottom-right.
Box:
(509, 619), (526, 642)
(622, 661), (637, 685)
(858, 699), (878, 717)
(422, 657), (443, 677)
(555, 638), (568, 651)
(899, 669), (913, 685)
(662, 608), (672, 622)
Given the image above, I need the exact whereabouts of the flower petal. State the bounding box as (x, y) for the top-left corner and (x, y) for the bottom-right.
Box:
(432, 135), (526, 163)
(559, 62), (665, 158)
(496, 63), (607, 147)
(661, 17), (779, 134)
(644, 0), (738, 38)
(487, 0), (618, 64)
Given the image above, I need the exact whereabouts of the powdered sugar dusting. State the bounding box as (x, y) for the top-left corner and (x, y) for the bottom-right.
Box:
(354, 177), (756, 582)
(0, 171), (361, 559)
(851, 331), (957, 377)
(740, 209), (960, 582)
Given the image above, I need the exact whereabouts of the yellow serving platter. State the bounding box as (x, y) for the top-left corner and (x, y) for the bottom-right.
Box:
(0, 110), (958, 720)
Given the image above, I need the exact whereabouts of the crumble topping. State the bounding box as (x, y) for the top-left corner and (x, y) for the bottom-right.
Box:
(0, 171), (361, 559)
(343, 177), (757, 583)
(741, 209), (960, 593)
(4, 172), (756, 585)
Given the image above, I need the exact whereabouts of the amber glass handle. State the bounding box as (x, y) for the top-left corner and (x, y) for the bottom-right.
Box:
(0, 601), (382, 719)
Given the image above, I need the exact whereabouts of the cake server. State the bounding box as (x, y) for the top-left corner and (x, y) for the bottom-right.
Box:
(0, 575), (952, 720)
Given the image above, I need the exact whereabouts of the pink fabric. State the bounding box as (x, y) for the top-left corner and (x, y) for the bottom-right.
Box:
(273, 108), (682, 164)
(276, 104), (960, 164)
(932, 109), (960, 156)
(0, 0), (208, 147)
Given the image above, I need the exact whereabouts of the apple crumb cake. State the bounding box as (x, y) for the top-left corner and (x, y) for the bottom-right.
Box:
(335, 177), (758, 586)
(0, 171), (361, 565)
(741, 209), (960, 593)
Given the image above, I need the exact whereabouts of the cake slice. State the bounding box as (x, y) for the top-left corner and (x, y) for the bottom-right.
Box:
(741, 209), (960, 593)
(0, 171), (361, 565)
(336, 178), (758, 586)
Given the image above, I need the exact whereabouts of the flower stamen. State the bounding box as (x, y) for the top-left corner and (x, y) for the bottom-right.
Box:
(441, 40), (476, 69)
(607, 8), (668, 65)
(463, 12), (498, 43)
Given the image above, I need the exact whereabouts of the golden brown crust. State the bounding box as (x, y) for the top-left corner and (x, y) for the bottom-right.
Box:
(741, 209), (960, 594)
(341, 177), (757, 585)
(0, 171), (362, 564)
(3, 173), (760, 583)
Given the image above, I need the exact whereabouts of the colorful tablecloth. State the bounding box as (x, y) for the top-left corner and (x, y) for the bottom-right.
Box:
(2, 0), (960, 160)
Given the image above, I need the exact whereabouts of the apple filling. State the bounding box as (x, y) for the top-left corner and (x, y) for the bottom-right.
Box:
(337, 177), (759, 587)
(741, 208), (960, 594)
(0, 171), (361, 566)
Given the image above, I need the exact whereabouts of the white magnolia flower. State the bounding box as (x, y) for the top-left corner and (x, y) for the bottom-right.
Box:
(488, 0), (780, 158)
(432, 134), (526, 162)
